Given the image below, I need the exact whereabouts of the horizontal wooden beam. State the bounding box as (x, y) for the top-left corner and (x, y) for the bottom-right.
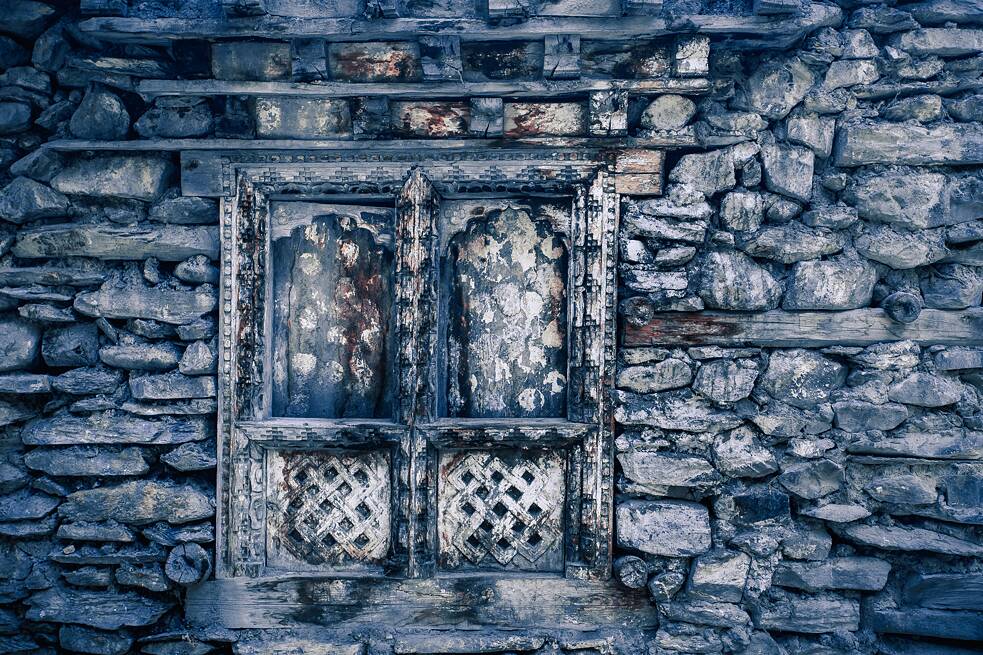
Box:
(43, 135), (699, 152)
(185, 575), (658, 630)
(138, 77), (711, 100)
(622, 309), (983, 348)
(78, 4), (840, 46)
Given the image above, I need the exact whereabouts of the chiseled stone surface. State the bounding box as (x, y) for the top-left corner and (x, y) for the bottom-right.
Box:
(0, 2), (980, 653)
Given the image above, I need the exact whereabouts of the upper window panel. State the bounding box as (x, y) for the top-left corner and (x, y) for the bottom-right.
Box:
(442, 200), (570, 419)
(270, 202), (396, 419)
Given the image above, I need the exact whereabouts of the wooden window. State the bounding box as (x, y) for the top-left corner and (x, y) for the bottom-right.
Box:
(199, 149), (648, 632)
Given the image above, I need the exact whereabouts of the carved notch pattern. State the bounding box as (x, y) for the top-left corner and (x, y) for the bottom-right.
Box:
(439, 451), (564, 571)
(273, 451), (392, 566)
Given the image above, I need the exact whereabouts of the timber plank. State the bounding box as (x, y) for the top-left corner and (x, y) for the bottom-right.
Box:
(78, 4), (840, 46)
(138, 77), (711, 99)
(622, 309), (983, 347)
(185, 575), (657, 630)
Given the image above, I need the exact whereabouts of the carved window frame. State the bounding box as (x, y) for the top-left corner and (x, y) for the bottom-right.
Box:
(215, 150), (619, 586)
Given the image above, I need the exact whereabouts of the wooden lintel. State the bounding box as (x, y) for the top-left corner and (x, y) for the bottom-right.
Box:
(185, 575), (657, 630)
(622, 309), (983, 348)
(78, 3), (840, 45)
(43, 135), (696, 152)
(137, 77), (711, 100)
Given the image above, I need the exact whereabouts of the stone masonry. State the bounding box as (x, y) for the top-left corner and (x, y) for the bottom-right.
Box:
(0, 0), (982, 653)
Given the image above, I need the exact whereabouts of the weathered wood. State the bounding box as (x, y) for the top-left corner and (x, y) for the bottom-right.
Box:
(419, 35), (463, 81)
(185, 575), (657, 629)
(544, 35), (580, 80)
(468, 98), (504, 137)
(269, 203), (395, 419)
(138, 77), (711, 100)
(78, 5), (842, 46)
(622, 309), (983, 347)
(614, 149), (665, 195)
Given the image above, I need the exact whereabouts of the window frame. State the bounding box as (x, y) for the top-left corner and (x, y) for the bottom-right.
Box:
(215, 150), (620, 585)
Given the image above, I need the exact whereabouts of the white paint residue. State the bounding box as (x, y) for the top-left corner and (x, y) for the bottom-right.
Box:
(291, 352), (317, 376)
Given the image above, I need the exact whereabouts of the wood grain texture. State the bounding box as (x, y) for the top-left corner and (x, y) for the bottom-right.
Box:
(185, 575), (658, 629)
(622, 309), (983, 347)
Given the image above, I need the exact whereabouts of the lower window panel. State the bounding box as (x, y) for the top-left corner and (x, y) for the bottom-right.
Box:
(437, 448), (566, 573)
(266, 448), (392, 573)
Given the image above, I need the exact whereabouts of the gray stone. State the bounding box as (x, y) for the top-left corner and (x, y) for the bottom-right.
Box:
(648, 571), (687, 603)
(616, 499), (711, 556)
(751, 400), (833, 439)
(737, 223), (843, 263)
(693, 359), (759, 403)
(848, 429), (983, 459)
(614, 390), (742, 434)
(783, 257), (877, 310)
(640, 94), (696, 130)
(658, 598), (751, 628)
(75, 283), (217, 325)
(10, 148), (64, 183)
(14, 223), (219, 261)
(921, 264), (983, 309)
(0, 101), (31, 135)
(849, 340), (921, 370)
(0, 399), (34, 427)
(161, 441), (216, 472)
(69, 89), (129, 140)
(622, 269), (688, 293)
(841, 523), (983, 556)
(56, 521), (136, 543)
(842, 29), (880, 58)
(696, 251), (782, 311)
(129, 371), (216, 400)
(936, 347), (983, 370)
(652, 623), (723, 652)
(0, 317), (40, 372)
(688, 550), (750, 602)
(52, 367), (124, 395)
(174, 255), (219, 285)
(903, 572), (983, 611)
(892, 28), (983, 56)
(142, 521), (214, 547)
(883, 94), (945, 123)
(947, 94), (983, 122)
(865, 473), (938, 505)
(855, 225), (949, 269)
(835, 121), (983, 167)
(845, 170), (971, 229)
(752, 592), (860, 634)
(618, 451), (719, 493)
(24, 446), (149, 477)
(712, 426), (779, 479)
(889, 372), (964, 407)
(778, 459), (844, 499)
(824, 58), (880, 90)
(22, 412), (212, 445)
(60, 480), (213, 525)
(668, 149), (735, 196)
(116, 562), (170, 592)
(786, 115), (835, 159)
(719, 191), (764, 231)
(801, 205), (858, 229)
(99, 342), (182, 371)
(59, 624), (133, 655)
(760, 349), (847, 409)
(833, 401), (908, 432)
(800, 503), (871, 523)
(149, 194), (218, 225)
(0, 177), (69, 224)
(41, 323), (98, 367)
(135, 96), (213, 138)
(27, 587), (172, 630)
(616, 360), (692, 393)
(760, 143), (814, 202)
(52, 156), (174, 202)
(746, 56), (816, 120)
(773, 557), (890, 592)
(0, 488), (58, 521)
(254, 97), (352, 139)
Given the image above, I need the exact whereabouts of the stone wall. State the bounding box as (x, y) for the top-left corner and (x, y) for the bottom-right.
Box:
(0, 0), (982, 653)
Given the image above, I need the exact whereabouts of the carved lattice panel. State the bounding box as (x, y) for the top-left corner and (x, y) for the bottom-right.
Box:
(437, 450), (565, 572)
(267, 449), (392, 572)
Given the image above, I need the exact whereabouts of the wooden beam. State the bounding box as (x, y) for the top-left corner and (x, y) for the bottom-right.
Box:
(622, 309), (983, 348)
(42, 135), (698, 152)
(137, 77), (711, 100)
(77, 4), (840, 45)
(185, 575), (658, 630)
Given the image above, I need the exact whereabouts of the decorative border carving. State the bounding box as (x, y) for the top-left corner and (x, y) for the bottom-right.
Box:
(217, 149), (620, 583)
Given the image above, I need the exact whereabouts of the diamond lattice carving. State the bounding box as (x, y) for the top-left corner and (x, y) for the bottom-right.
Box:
(268, 450), (391, 569)
(438, 450), (564, 571)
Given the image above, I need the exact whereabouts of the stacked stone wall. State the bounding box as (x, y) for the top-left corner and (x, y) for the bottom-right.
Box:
(0, 0), (981, 653)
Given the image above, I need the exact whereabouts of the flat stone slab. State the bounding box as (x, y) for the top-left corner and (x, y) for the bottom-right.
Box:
(835, 121), (983, 166)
